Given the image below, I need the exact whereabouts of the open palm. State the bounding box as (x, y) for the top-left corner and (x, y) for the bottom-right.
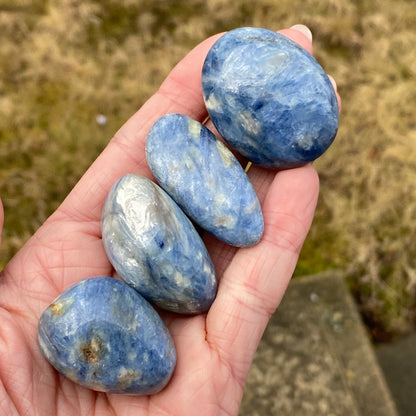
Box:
(0, 27), (339, 416)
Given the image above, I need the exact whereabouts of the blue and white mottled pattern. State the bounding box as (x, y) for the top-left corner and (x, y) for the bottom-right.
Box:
(101, 174), (217, 314)
(202, 27), (339, 169)
(146, 114), (264, 247)
(38, 277), (176, 395)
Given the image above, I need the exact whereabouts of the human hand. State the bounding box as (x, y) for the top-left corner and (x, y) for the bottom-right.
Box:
(0, 25), (340, 415)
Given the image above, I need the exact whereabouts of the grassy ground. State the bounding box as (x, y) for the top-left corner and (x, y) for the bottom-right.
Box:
(1, 0), (415, 341)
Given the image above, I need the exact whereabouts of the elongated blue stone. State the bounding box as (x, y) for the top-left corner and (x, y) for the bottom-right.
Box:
(202, 27), (339, 169)
(146, 114), (264, 247)
(38, 277), (176, 395)
(101, 174), (217, 314)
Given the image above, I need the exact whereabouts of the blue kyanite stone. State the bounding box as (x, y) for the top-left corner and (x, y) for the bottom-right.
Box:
(146, 114), (264, 247)
(201, 27), (339, 169)
(101, 174), (217, 314)
(38, 277), (176, 395)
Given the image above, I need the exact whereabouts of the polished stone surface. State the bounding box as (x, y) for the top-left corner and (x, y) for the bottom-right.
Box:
(202, 27), (339, 169)
(38, 277), (176, 395)
(146, 113), (264, 247)
(101, 174), (217, 314)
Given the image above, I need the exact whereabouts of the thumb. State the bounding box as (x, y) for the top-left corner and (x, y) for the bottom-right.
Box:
(0, 198), (3, 251)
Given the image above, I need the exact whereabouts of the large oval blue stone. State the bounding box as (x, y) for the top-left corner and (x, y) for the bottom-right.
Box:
(101, 174), (217, 314)
(38, 276), (176, 395)
(201, 27), (339, 169)
(146, 114), (264, 247)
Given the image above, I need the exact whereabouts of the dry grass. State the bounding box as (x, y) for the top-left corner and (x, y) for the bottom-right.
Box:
(0, 0), (415, 340)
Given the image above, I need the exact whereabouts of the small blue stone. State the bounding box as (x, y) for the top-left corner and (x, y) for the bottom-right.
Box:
(146, 114), (264, 247)
(201, 27), (339, 169)
(101, 174), (217, 314)
(38, 277), (176, 395)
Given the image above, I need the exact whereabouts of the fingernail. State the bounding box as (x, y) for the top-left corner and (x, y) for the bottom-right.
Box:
(290, 24), (313, 42)
(327, 75), (337, 91)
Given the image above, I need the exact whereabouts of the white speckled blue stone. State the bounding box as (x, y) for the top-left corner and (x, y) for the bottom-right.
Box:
(202, 27), (339, 169)
(38, 277), (176, 395)
(146, 114), (264, 247)
(101, 174), (217, 314)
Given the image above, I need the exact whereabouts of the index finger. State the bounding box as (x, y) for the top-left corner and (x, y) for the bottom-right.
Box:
(56, 33), (224, 222)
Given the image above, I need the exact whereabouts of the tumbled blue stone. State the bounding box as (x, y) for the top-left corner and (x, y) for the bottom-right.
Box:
(38, 277), (176, 395)
(146, 114), (264, 247)
(101, 174), (217, 314)
(201, 27), (339, 169)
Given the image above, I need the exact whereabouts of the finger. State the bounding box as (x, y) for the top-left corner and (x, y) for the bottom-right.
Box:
(0, 198), (3, 251)
(206, 164), (319, 384)
(280, 24), (313, 54)
(55, 33), (224, 223)
(327, 74), (342, 112)
(0, 34), (225, 316)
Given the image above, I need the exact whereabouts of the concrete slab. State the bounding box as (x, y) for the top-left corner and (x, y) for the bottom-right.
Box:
(376, 332), (416, 416)
(240, 271), (398, 416)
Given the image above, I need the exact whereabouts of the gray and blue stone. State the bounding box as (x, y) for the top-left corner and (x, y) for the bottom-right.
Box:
(38, 276), (176, 395)
(101, 174), (217, 314)
(201, 27), (339, 169)
(146, 114), (264, 247)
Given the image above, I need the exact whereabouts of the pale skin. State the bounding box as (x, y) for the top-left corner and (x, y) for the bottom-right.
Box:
(0, 26), (341, 416)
